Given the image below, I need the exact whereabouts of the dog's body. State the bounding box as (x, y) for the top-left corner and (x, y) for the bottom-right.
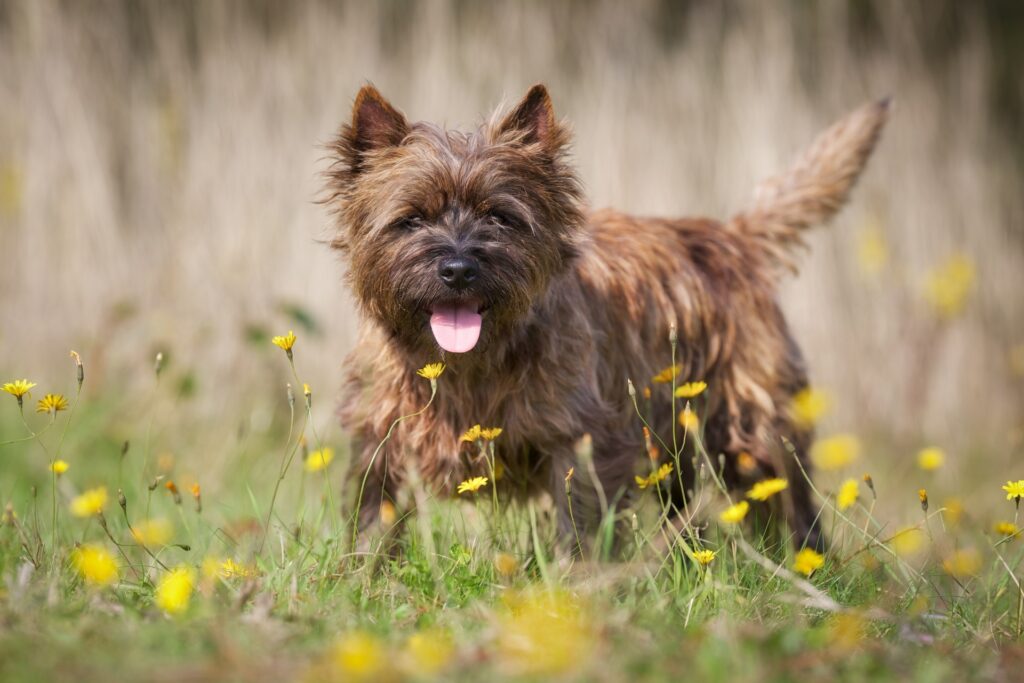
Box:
(327, 85), (888, 549)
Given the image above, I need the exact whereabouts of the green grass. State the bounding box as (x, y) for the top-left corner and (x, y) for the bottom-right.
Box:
(1, 355), (1022, 683)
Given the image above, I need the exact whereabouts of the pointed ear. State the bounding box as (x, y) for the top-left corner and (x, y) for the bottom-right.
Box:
(497, 84), (556, 146)
(349, 85), (409, 154)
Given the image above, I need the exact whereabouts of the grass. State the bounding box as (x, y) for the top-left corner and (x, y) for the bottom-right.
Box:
(1, 343), (1022, 683)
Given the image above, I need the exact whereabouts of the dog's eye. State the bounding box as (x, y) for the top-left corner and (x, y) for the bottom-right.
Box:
(390, 216), (423, 231)
(489, 210), (523, 230)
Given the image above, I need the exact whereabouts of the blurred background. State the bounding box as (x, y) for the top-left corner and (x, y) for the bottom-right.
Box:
(1, 1), (1022, 505)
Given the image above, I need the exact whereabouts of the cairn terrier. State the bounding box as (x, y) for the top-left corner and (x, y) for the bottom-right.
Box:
(326, 84), (888, 550)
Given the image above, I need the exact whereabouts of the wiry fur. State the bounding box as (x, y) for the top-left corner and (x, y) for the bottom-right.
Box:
(325, 84), (889, 550)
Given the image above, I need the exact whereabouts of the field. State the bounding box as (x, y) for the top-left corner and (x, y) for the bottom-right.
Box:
(2, 1), (1024, 682)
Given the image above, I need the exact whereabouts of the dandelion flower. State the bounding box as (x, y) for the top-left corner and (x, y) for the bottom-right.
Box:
(35, 393), (69, 415)
(737, 451), (758, 474)
(71, 544), (119, 587)
(719, 500), (749, 524)
(497, 589), (592, 676)
(131, 518), (173, 547)
(792, 548), (825, 577)
(2, 379), (35, 402)
(674, 381), (707, 398)
(1002, 480), (1024, 501)
(994, 521), (1019, 538)
(402, 630), (453, 677)
(305, 447), (335, 472)
(679, 407), (699, 431)
(69, 486), (107, 517)
(916, 447), (945, 471)
(480, 426), (503, 440)
(271, 330), (296, 352)
(460, 425), (482, 442)
(923, 253), (975, 319)
(790, 387), (830, 428)
(636, 462), (674, 490)
(334, 632), (385, 680)
(691, 548), (717, 566)
(918, 488), (929, 512)
(747, 478), (788, 501)
(811, 434), (860, 471)
(856, 224), (889, 276)
(457, 476), (488, 494)
(836, 479), (859, 511)
(219, 558), (256, 579)
(494, 552), (519, 577)
(943, 497), (964, 526)
(942, 548), (982, 579)
(651, 364), (681, 384)
(890, 527), (925, 557)
(416, 362), (445, 380)
(155, 566), (196, 615)
(49, 460), (70, 475)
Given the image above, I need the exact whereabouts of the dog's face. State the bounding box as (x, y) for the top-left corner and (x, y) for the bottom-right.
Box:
(327, 85), (584, 356)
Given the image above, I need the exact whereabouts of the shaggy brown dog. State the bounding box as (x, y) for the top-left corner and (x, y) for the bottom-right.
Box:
(326, 84), (888, 550)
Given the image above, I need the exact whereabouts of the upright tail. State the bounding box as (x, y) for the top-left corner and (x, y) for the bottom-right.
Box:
(729, 98), (891, 274)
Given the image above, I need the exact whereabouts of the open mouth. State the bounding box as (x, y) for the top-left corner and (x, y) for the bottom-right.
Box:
(429, 300), (486, 353)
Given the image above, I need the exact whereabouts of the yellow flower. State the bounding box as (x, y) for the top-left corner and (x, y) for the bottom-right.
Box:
(305, 447), (335, 472)
(923, 252), (975, 319)
(402, 630), (453, 676)
(942, 548), (982, 579)
(792, 548), (825, 577)
(271, 330), (296, 351)
(943, 497), (964, 526)
(890, 527), (925, 557)
(994, 521), (1019, 538)
(460, 424), (482, 442)
(836, 479), (859, 511)
(828, 612), (868, 653)
(918, 488), (929, 511)
(131, 518), (173, 547)
(497, 589), (592, 676)
(691, 548), (717, 566)
(202, 556), (256, 580)
(674, 381), (707, 398)
(35, 393), (69, 415)
(679, 407), (699, 431)
(334, 631), (385, 680)
(790, 387), (831, 428)
(916, 447), (945, 471)
(719, 500), (750, 524)
(635, 462), (674, 490)
(49, 460), (70, 475)
(651, 364), (681, 384)
(71, 544), (119, 587)
(494, 552), (519, 577)
(1002, 480), (1024, 501)
(856, 224), (889, 276)
(219, 558), (256, 579)
(155, 566), (196, 615)
(810, 434), (860, 471)
(69, 486), (107, 517)
(737, 451), (758, 474)
(416, 362), (445, 380)
(480, 427), (503, 440)
(2, 379), (36, 400)
(747, 478), (789, 501)
(457, 476), (488, 494)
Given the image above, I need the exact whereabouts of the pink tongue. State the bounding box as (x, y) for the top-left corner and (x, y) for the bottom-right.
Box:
(430, 303), (482, 353)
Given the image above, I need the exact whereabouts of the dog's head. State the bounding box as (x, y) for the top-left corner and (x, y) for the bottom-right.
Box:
(326, 84), (584, 356)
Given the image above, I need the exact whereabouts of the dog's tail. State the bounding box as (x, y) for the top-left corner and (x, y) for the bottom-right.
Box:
(728, 98), (891, 274)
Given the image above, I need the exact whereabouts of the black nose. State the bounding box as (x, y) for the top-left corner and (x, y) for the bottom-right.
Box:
(438, 256), (479, 290)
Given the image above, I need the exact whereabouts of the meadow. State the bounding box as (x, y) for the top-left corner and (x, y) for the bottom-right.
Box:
(2, 1), (1024, 681)
(1, 322), (1023, 682)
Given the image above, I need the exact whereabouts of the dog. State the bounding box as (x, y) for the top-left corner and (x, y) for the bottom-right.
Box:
(325, 84), (888, 551)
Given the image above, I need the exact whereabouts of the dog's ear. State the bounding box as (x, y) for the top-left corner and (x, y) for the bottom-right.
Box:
(497, 84), (557, 147)
(345, 85), (409, 161)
